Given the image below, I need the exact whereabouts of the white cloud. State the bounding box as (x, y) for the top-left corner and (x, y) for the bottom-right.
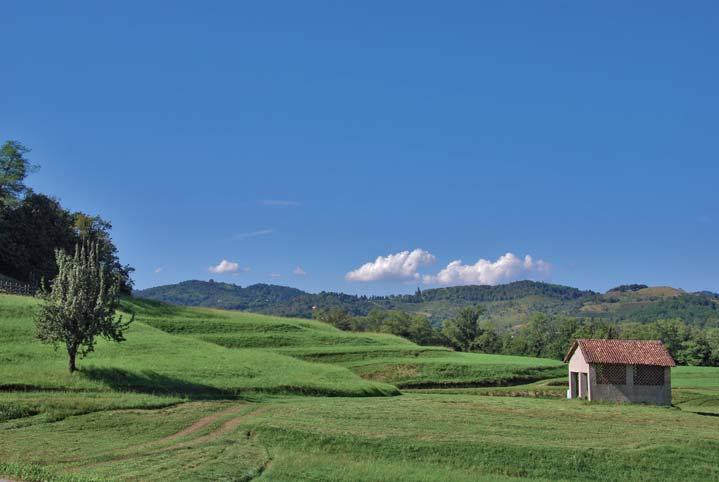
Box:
(208, 259), (240, 274)
(423, 253), (550, 286)
(269, 273), (282, 279)
(234, 229), (274, 240)
(293, 266), (307, 276)
(346, 249), (436, 282)
(260, 200), (301, 207)
(154, 267), (163, 273)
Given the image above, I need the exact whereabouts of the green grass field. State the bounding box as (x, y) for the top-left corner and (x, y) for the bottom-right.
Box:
(123, 297), (566, 388)
(1, 293), (719, 481)
(0, 295), (399, 398)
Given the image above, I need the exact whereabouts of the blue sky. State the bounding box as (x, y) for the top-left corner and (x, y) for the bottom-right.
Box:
(3, 1), (718, 294)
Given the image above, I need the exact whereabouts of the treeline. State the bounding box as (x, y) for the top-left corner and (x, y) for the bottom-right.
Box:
(404, 282), (595, 303)
(498, 313), (719, 366)
(314, 306), (719, 367)
(611, 294), (719, 328)
(608, 284), (648, 293)
(314, 308), (444, 345)
(0, 141), (133, 292)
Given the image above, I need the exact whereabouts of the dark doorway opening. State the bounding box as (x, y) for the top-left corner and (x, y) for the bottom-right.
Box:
(570, 372), (579, 399)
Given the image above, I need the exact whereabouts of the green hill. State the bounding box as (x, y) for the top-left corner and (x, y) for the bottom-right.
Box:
(135, 280), (309, 312)
(0, 294), (397, 398)
(0, 294), (563, 398)
(135, 279), (719, 327)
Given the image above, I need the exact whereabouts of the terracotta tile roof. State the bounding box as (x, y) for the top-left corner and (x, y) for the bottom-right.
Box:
(563, 339), (676, 366)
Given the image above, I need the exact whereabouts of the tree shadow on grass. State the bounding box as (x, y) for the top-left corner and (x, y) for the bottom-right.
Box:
(81, 367), (239, 400)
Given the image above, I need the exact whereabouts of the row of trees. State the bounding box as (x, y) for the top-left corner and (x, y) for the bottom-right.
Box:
(496, 313), (719, 366)
(315, 305), (719, 367)
(315, 307), (443, 345)
(0, 140), (133, 292)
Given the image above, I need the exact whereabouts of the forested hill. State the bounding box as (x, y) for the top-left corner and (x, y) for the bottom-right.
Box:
(136, 280), (306, 311)
(135, 280), (719, 328)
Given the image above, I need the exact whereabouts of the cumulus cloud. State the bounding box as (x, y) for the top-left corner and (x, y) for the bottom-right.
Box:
(423, 253), (550, 286)
(346, 250), (550, 286)
(208, 259), (240, 274)
(154, 267), (163, 273)
(293, 266), (307, 276)
(345, 249), (436, 282)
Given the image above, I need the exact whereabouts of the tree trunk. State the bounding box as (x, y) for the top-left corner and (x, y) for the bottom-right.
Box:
(68, 345), (78, 373)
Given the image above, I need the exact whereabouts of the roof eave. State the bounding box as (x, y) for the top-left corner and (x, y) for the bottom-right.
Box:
(562, 340), (579, 363)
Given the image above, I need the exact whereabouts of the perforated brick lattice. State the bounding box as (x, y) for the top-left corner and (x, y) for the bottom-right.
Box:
(634, 365), (665, 386)
(595, 364), (626, 385)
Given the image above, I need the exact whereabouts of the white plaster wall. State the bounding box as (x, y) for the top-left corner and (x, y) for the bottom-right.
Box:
(568, 349), (589, 373)
(568, 349), (590, 399)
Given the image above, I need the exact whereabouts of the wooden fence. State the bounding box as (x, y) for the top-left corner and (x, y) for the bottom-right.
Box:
(0, 280), (36, 296)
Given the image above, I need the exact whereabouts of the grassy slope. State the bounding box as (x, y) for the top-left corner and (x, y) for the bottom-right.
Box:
(128, 297), (565, 387)
(2, 294), (719, 481)
(0, 294), (397, 398)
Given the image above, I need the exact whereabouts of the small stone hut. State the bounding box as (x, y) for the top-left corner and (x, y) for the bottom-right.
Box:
(563, 339), (675, 405)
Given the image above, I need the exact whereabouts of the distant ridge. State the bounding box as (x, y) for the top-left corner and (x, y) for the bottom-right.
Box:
(135, 280), (719, 328)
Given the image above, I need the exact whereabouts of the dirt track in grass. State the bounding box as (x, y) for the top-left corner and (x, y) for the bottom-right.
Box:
(162, 405), (269, 451)
(159, 403), (249, 443)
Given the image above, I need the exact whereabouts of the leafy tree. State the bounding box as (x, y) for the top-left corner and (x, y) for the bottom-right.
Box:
(377, 310), (440, 345)
(653, 318), (688, 359)
(0, 142), (134, 291)
(379, 311), (414, 338)
(361, 309), (388, 331)
(442, 306), (483, 351)
(35, 242), (133, 372)
(677, 333), (712, 366)
(73, 212), (135, 293)
(706, 328), (719, 366)
(521, 313), (555, 358)
(0, 140), (38, 266)
(0, 140), (36, 208)
(473, 322), (501, 353)
(545, 317), (580, 359)
(0, 193), (76, 284)
(406, 315), (441, 345)
(314, 307), (353, 330)
(617, 322), (658, 340)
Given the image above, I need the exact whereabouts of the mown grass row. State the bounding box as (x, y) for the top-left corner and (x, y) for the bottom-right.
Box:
(3, 393), (719, 481)
(125, 297), (566, 387)
(248, 394), (719, 481)
(0, 295), (399, 399)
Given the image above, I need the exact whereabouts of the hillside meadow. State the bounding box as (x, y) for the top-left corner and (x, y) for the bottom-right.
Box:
(1, 293), (719, 481)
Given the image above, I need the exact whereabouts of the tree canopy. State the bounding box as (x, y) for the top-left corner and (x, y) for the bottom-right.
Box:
(35, 241), (133, 372)
(0, 140), (133, 291)
(0, 140), (36, 208)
